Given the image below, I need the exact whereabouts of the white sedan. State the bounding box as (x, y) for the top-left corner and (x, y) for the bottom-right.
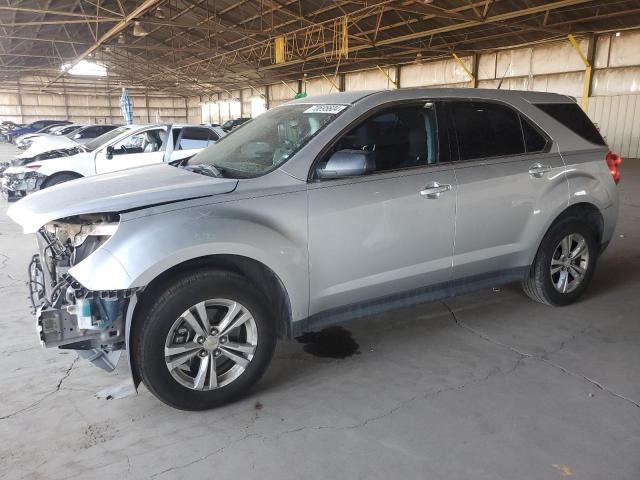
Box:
(2, 123), (225, 200)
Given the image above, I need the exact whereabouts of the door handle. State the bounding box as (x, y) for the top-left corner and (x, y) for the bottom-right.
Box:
(528, 163), (552, 178)
(420, 182), (452, 199)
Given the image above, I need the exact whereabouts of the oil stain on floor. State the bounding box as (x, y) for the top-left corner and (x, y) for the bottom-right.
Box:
(296, 326), (361, 359)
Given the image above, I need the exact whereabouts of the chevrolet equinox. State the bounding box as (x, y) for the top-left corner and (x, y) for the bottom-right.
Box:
(8, 88), (621, 410)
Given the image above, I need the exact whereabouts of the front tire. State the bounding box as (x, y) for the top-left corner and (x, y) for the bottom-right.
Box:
(133, 269), (276, 410)
(523, 219), (598, 306)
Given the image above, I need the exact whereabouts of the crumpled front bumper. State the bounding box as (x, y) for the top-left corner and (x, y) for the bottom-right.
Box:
(29, 253), (139, 372)
(0, 160), (10, 176)
(1, 171), (46, 199)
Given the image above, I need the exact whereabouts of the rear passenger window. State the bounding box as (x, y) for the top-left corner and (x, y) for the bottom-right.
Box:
(521, 117), (548, 153)
(536, 103), (605, 146)
(331, 104), (438, 173)
(177, 128), (219, 150)
(449, 101), (525, 160)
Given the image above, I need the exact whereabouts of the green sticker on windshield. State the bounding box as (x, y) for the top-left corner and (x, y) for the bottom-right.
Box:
(303, 105), (347, 114)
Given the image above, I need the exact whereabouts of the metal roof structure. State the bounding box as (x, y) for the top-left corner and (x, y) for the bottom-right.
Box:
(1, 0), (640, 95)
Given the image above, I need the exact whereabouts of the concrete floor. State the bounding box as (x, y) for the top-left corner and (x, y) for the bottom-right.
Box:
(0, 142), (639, 480)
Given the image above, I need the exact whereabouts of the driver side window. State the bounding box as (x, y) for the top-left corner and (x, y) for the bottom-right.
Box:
(111, 128), (166, 155)
(327, 103), (439, 174)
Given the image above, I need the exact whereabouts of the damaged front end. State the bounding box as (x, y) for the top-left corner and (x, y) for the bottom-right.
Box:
(1, 168), (47, 200)
(29, 213), (138, 371)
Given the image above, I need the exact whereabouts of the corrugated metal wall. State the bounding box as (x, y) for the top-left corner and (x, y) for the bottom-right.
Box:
(0, 91), (191, 125)
(587, 95), (640, 158)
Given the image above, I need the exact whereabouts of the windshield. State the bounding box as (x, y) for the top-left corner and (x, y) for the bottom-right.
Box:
(84, 125), (130, 151)
(188, 103), (347, 178)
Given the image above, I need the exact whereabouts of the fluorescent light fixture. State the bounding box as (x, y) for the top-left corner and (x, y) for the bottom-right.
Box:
(60, 59), (107, 77)
(133, 21), (149, 37)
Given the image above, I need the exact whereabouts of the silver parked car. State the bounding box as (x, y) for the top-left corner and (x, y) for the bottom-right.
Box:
(8, 88), (621, 410)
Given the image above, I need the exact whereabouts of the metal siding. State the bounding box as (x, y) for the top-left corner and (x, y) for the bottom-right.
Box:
(582, 94), (640, 158)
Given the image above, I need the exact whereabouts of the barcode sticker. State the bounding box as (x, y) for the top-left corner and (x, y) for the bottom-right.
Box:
(303, 104), (347, 114)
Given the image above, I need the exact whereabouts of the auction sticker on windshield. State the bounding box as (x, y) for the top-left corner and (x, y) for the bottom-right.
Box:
(303, 105), (347, 114)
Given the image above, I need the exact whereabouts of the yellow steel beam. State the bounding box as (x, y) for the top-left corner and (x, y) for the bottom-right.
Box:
(376, 65), (397, 88)
(322, 74), (340, 92)
(567, 33), (592, 111)
(452, 52), (476, 87)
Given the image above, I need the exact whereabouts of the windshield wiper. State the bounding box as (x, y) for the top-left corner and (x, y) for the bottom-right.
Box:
(183, 164), (224, 178)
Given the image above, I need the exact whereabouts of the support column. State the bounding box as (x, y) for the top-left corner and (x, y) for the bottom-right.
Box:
(568, 34), (595, 111)
(145, 89), (150, 122)
(16, 78), (24, 124)
(470, 53), (479, 88)
(62, 85), (70, 121)
(395, 65), (401, 89)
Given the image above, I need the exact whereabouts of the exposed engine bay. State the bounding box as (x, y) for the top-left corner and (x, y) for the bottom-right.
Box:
(29, 213), (138, 371)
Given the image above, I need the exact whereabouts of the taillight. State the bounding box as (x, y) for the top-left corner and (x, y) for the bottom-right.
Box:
(606, 152), (622, 184)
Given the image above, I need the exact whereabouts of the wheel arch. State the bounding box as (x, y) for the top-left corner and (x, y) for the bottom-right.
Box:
(126, 254), (293, 389)
(529, 201), (604, 268)
(40, 170), (84, 188)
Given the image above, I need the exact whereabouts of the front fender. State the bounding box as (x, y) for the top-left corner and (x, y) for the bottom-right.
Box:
(70, 192), (309, 323)
(35, 152), (95, 178)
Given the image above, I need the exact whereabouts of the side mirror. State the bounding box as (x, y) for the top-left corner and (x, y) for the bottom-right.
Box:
(106, 145), (115, 159)
(316, 150), (374, 179)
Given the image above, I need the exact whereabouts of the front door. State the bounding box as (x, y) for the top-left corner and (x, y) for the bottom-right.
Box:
(95, 127), (168, 174)
(307, 102), (456, 323)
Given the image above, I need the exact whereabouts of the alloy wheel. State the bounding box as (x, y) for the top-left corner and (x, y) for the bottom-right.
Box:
(550, 233), (590, 294)
(164, 299), (258, 390)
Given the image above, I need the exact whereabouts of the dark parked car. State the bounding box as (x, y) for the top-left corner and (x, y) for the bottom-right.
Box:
(221, 117), (251, 132)
(6, 120), (72, 142)
(67, 124), (119, 144)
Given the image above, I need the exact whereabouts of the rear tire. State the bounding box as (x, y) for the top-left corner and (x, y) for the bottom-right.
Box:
(523, 219), (598, 306)
(133, 268), (276, 410)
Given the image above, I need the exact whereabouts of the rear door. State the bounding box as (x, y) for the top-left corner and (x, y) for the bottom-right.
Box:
(448, 100), (566, 290)
(307, 101), (457, 319)
(94, 127), (168, 174)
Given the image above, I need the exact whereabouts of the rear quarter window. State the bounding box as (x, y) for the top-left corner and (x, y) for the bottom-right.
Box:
(536, 103), (605, 146)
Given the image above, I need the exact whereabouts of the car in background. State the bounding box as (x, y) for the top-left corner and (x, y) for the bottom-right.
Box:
(14, 125), (118, 162)
(15, 123), (77, 150)
(2, 123), (225, 200)
(0, 121), (24, 143)
(6, 120), (72, 142)
(221, 117), (251, 132)
(66, 124), (119, 145)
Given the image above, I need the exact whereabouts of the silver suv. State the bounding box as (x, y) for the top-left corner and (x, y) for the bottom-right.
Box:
(8, 88), (621, 410)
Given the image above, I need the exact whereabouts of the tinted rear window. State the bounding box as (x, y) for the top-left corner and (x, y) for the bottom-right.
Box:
(449, 101), (525, 160)
(536, 103), (605, 146)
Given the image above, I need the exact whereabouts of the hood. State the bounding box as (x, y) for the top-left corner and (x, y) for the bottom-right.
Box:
(8, 163), (239, 233)
(18, 136), (79, 158)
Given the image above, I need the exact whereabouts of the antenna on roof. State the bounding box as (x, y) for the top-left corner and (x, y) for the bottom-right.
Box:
(496, 60), (511, 90)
